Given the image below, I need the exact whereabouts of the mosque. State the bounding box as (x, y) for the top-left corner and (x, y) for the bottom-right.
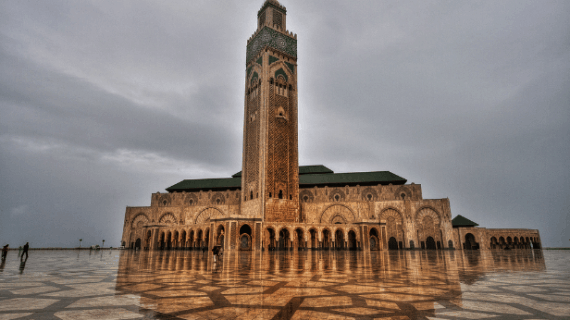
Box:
(121, 0), (541, 252)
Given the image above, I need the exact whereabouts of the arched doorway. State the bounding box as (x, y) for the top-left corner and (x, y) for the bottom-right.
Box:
(309, 229), (317, 249)
(426, 236), (436, 250)
(159, 232), (165, 249)
(197, 230), (203, 248)
(464, 233), (478, 250)
(205, 229), (210, 248)
(239, 224), (252, 251)
(216, 226), (225, 247)
(166, 232), (172, 250)
(322, 229), (331, 249)
(295, 228), (304, 249)
(173, 231), (179, 249)
(135, 238), (141, 250)
(181, 230), (187, 249)
(369, 228), (379, 251)
(265, 228), (276, 250)
(335, 229), (345, 250)
(188, 230), (195, 249)
(348, 230), (357, 250)
(388, 237), (398, 250)
(279, 228), (290, 250)
(145, 230), (152, 250)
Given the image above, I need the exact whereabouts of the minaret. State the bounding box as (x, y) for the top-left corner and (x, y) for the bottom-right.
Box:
(241, 0), (299, 222)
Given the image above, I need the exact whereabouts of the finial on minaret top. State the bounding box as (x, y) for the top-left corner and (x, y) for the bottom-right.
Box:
(257, 0), (287, 31)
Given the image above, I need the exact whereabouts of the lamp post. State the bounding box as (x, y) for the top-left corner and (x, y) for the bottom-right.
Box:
(79, 239), (82, 248)
(102, 239), (105, 249)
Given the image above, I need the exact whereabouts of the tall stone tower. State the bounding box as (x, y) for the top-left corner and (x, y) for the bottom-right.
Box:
(241, 0), (299, 223)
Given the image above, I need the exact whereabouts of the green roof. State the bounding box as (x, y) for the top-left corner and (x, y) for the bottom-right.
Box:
(166, 177), (241, 192)
(452, 215), (479, 227)
(299, 165), (334, 175)
(299, 171), (406, 187)
(167, 167), (406, 192)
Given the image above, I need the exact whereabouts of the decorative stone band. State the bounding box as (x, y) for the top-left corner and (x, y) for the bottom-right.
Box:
(246, 26), (297, 65)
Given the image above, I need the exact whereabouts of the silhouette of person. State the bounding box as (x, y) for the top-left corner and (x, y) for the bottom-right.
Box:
(21, 242), (29, 260)
(1, 244), (8, 261)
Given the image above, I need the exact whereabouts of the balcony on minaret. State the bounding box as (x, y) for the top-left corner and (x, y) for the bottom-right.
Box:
(257, 0), (287, 31)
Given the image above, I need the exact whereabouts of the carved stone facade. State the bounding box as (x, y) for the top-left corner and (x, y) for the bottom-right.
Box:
(121, 0), (541, 252)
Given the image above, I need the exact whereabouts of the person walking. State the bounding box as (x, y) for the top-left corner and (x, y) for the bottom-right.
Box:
(1, 244), (8, 261)
(21, 242), (29, 260)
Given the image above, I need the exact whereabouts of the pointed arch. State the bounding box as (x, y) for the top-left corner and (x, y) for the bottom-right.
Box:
(414, 206), (441, 224)
(194, 207), (225, 224)
(158, 212), (177, 224)
(319, 204), (356, 224)
(131, 213), (150, 229)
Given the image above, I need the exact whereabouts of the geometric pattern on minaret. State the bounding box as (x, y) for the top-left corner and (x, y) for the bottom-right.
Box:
(241, 0), (299, 222)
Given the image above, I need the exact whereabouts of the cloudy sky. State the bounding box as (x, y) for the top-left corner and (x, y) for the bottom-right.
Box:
(1, 0), (569, 248)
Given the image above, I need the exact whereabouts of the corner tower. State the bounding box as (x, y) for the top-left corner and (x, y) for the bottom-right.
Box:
(241, 0), (299, 222)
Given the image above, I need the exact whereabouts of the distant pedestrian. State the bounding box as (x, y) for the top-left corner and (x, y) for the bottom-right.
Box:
(21, 242), (29, 260)
(1, 245), (8, 261)
(18, 246), (22, 257)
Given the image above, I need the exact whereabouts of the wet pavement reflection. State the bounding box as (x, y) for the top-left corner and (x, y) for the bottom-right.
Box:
(0, 249), (569, 319)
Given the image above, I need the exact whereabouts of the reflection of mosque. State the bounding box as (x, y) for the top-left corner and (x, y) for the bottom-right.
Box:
(121, 0), (542, 255)
(115, 250), (546, 318)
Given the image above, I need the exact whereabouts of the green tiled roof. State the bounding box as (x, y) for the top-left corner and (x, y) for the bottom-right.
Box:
(300, 171), (406, 187)
(452, 215), (479, 227)
(166, 177), (241, 192)
(299, 165), (333, 175)
(167, 166), (406, 192)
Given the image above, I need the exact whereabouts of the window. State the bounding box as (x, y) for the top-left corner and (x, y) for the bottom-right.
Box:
(278, 190), (283, 199)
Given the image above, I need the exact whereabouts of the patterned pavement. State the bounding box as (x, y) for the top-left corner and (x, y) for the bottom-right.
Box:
(0, 249), (568, 319)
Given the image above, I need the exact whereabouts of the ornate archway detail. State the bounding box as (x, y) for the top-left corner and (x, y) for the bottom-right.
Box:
(328, 189), (346, 202)
(331, 214), (347, 224)
(195, 207), (225, 225)
(159, 212), (177, 224)
(320, 204), (355, 224)
(210, 192), (226, 205)
(394, 186), (411, 200)
(158, 194), (171, 207)
(299, 189), (314, 203)
(414, 206), (441, 225)
(379, 207), (404, 223)
(361, 187), (379, 201)
(131, 213), (149, 229)
(185, 193), (198, 206)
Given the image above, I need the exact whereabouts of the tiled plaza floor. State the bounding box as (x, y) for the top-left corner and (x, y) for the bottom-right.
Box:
(0, 249), (569, 319)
